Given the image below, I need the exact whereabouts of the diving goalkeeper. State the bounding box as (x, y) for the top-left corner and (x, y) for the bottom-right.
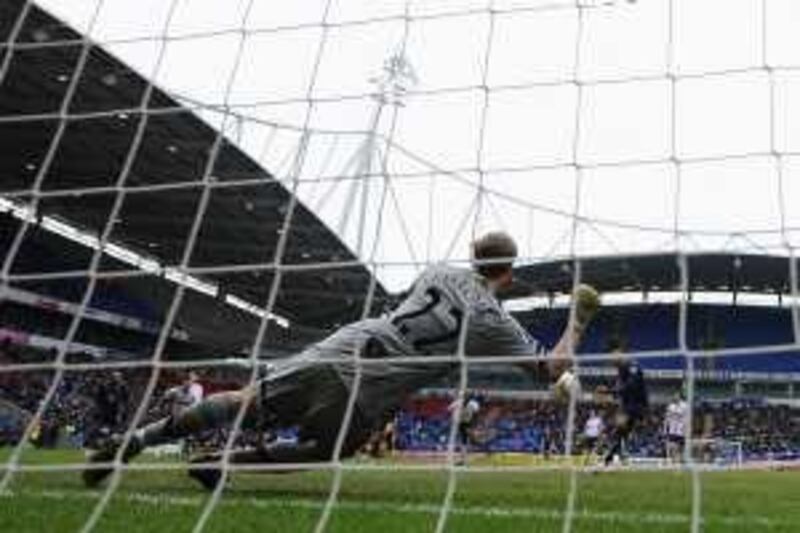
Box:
(83, 231), (599, 489)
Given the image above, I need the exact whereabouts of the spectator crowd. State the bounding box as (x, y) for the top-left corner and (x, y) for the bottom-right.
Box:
(395, 393), (800, 462)
(2, 341), (800, 463)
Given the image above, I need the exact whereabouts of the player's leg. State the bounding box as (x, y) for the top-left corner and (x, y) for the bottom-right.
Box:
(140, 393), (243, 447)
(665, 436), (674, 464)
(582, 436), (596, 466)
(456, 422), (469, 465)
(667, 435), (684, 464)
(187, 381), (374, 490)
(189, 361), (371, 487)
(603, 422), (624, 466)
(542, 430), (550, 461)
(384, 425), (395, 456)
(188, 440), (328, 490)
(603, 411), (635, 466)
(82, 387), (258, 487)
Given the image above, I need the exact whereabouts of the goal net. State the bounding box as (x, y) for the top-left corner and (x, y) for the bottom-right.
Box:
(1, 0), (800, 532)
(690, 438), (744, 467)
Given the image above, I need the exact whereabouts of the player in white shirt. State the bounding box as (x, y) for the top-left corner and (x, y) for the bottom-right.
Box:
(664, 392), (688, 464)
(582, 410), (604, 464)
(163, 371), (204, 418)
(448, 395), (481, 465)
(162, 372), (204, 456)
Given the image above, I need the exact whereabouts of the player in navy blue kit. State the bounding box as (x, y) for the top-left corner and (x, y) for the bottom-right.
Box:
(601, 355), (649, 466)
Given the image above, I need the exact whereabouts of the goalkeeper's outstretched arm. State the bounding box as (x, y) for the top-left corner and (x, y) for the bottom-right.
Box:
(509, 284), (600, 385)
(547, 284), (600, 380)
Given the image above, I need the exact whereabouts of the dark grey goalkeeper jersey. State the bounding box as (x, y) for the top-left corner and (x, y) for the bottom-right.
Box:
(266, 265), (541, 423)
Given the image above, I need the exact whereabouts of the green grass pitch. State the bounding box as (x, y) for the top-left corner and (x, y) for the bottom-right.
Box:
(1, 449), (799, 532)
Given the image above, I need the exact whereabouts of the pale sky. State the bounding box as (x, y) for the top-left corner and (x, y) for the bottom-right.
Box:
(36, 0), (800, 292)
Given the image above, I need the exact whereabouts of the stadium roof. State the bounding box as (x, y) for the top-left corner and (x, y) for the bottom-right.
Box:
(0, 0), (388, 349)
(24, 0), (800, 296)
(508, 252), (799, 299)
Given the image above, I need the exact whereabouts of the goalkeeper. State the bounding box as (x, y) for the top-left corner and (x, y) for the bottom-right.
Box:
(83, 231), (599, 489)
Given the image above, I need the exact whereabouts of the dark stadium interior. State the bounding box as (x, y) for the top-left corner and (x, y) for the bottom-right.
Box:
(0, 0), (388, 352)
(509, 252), (797, 297)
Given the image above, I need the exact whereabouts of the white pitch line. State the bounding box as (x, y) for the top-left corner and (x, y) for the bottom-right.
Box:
(1, 489), (793, 529)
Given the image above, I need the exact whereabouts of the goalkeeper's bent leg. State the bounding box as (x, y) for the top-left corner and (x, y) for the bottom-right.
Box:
(136, 389), (252, 447)
(187, 441), (331, 490)
(194, 439), (335, 469)
(187, 410), (373, 491)
(83, 388), (256, 488)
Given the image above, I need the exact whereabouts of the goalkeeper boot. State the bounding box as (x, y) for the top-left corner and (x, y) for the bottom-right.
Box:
(82, 434), (143, 488)
(188, 454), (223, 491)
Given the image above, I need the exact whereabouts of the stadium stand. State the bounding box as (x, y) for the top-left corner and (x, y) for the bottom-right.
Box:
(521, 303), (800, 372)
(4, 252), (800, 460)
(395, 394), (800, 461)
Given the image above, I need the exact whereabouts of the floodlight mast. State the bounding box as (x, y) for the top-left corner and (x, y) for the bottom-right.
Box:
(371, 52), (419, 108)
(339, 53), (418, 258)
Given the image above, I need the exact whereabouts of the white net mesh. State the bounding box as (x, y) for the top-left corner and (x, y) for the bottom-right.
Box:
(1, 0), (800, 531)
